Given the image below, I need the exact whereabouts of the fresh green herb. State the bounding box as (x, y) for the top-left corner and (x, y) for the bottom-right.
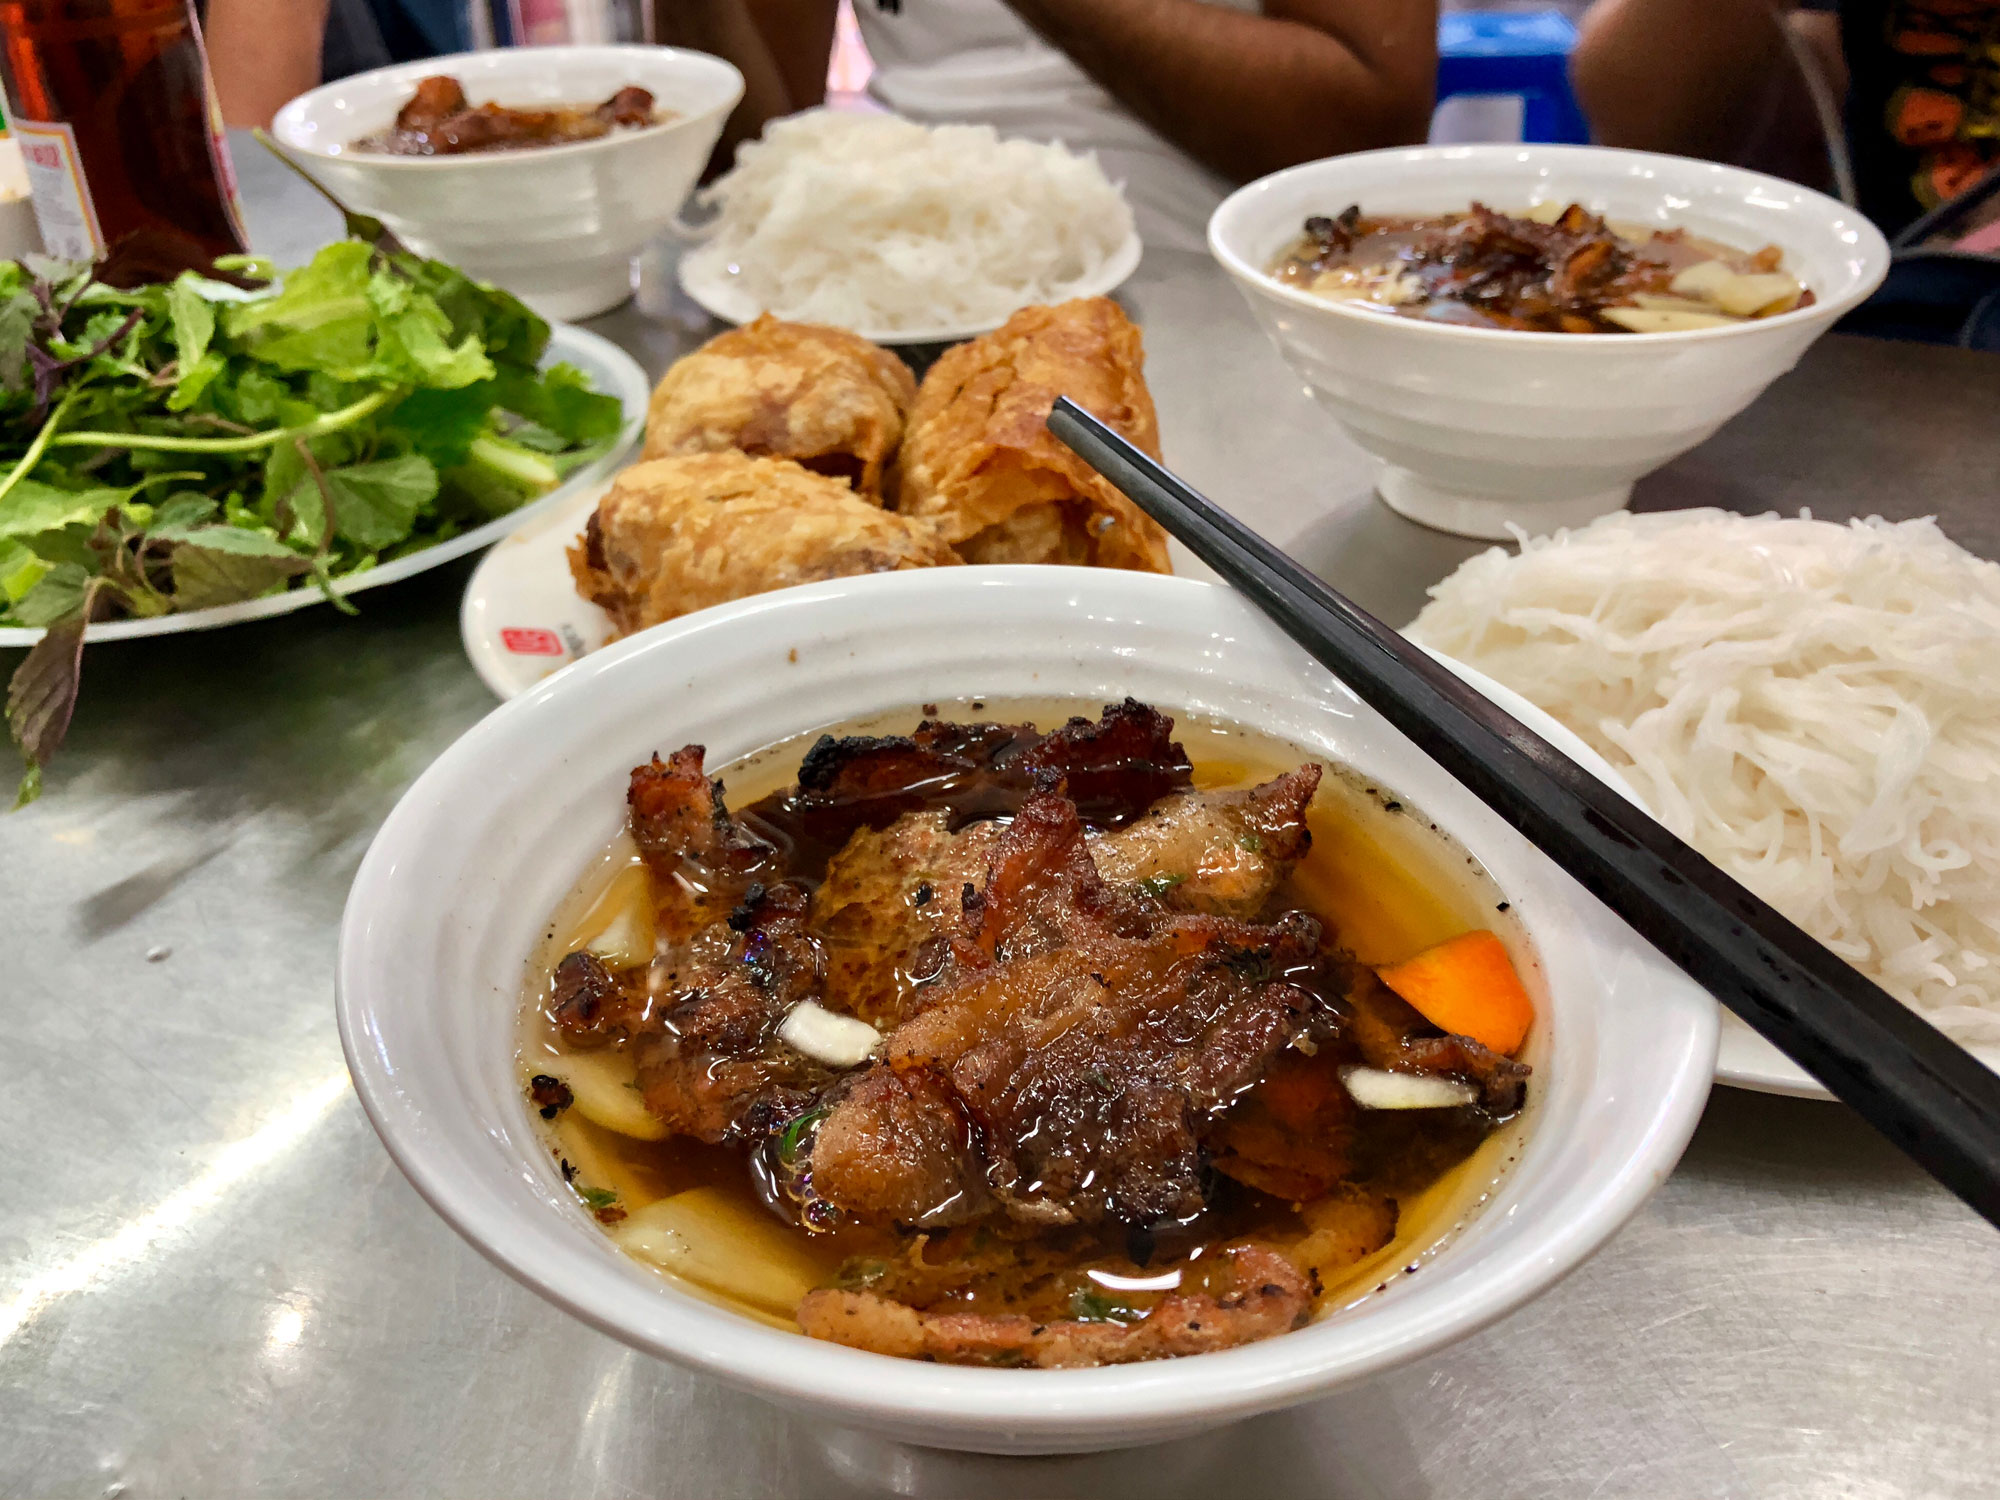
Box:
(776, 1105), (830, 1166)
(0, 238), (623, 801)
(1067, 1287), (1141, 1324)
(833, 1257), (889, 1290)
(578, 1185), (619, 1211)
(1238, 833), (1263, 852)
(1135, 872), (1187, 900)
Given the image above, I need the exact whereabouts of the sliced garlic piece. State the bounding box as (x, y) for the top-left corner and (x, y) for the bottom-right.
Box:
(1602, 305), (1741, 333)
(1668, 259), (1737, 299)
(777, 1001), (882, 1068)
(541, 1047), (667, 1140)
(574, 863), (655, 969)
(615, 1187), (827, 1316)
(1712, 272), (1803, 318)
(1340, 1065), (1477, 1110)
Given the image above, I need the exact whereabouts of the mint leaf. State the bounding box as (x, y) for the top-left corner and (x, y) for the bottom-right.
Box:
(165, 350), (225, 412)
(221, 241), (377, 377)
(148, 492), (219, 533)
(0, 540), (50, 607)
(325, 454), (436, 550)
(385, 383), (497, 468)
(368, 269), (493, 390)
(6, 560), (86, 625)
(492, 362), (622, 444)
(166, 275), (215, 371)
(0, 480), (130, 543)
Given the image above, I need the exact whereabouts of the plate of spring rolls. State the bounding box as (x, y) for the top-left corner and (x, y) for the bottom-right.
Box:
(459, 297), (1175, 698)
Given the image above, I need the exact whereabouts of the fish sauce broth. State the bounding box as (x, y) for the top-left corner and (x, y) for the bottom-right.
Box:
(1270, 202), (1810, 333)
(520, 699), (1534, 1365)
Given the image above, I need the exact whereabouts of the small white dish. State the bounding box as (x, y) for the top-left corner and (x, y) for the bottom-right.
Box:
(676, 225), (1145, 346)
(459, 474), (612, 697)
(272, 46), (744, 320)
(343, 565), (1717, 1454)
(0, 323), (647, 648)
(1208, 145), (1891, 540)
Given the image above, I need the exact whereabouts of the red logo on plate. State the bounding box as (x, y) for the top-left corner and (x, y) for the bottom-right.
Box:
(501, 628), (565, 656)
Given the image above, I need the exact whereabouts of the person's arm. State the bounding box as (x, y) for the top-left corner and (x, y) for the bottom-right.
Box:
(1570, 0), (1844, 180)
(206, 0), (331, 129)
(653, 0), (836, 169)
(998, 0), (1437, 183)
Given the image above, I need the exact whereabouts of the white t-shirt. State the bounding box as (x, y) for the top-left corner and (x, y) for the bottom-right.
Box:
(851, 0), (1258, 252)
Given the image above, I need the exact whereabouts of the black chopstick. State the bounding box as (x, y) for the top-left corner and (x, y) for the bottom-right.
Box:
(1048, 396), (2000, 1229)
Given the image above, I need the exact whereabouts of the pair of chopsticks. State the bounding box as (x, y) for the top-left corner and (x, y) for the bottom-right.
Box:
(1047, 397), (2000, 1230)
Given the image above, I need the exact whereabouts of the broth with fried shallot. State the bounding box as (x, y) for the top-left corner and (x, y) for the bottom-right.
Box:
(517, 700), (1534, 1363)
(1270, 202), (1810, 333)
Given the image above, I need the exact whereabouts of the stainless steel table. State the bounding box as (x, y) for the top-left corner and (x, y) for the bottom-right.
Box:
(4, 138), (1996, 1500)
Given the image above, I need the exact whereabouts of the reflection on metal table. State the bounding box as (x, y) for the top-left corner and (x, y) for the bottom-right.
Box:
(2, 133), (1996, 1499)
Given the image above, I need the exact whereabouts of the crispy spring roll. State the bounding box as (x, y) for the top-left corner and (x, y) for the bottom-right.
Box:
(641, 315), (917, 499)
(569, 452), (960, 638)
(893, 298), (1172, 572)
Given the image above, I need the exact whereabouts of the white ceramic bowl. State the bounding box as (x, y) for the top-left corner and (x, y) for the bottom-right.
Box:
(337, 567), (1717, 1454)
(272, 46), (743, 320)
(1208, 146), (1891, 539)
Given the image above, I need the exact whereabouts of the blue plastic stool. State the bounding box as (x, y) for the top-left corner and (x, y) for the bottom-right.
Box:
(1437, 11), (1591, 145)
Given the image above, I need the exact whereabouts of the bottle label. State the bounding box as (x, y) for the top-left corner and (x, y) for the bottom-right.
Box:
(12, 119), (102, 261)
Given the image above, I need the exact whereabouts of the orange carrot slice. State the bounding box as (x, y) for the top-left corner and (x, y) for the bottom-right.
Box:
(1375, 931), (1534, 1055)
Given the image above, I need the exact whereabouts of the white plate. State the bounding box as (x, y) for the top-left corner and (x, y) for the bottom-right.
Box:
(675, 228), (1145, 346)
(0, 323), (650, 647)
(1717, 1013), (2000, 1100)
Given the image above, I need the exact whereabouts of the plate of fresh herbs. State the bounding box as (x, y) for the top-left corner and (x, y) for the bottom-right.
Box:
(0, 237), (647, 800)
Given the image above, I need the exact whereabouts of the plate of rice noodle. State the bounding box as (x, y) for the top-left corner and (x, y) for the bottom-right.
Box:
(461, 293), (1172, 694)
(674, 110), (1144, 345)
(1409, 508), (2000, 1097)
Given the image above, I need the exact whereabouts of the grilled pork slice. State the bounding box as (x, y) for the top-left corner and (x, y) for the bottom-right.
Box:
(797, 1245), (1310, 1367)
(805, 793), (1319, 1228)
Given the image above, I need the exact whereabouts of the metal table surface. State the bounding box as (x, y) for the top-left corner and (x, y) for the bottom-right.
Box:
(4, 139), (1997, 1500)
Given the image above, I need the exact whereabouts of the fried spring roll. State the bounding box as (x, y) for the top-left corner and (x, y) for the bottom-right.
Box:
(893, 298), (1172, 572)
(568, 452), (960, 639)
(641, 315), (917, 499)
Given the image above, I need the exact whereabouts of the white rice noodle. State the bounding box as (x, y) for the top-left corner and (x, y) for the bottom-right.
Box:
(1410, 509), (2000, 1044)
(681, 109), (1135, 332)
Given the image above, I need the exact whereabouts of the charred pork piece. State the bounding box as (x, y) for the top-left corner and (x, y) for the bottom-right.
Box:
(1016, 698), (1194, 826)
(628, 746), (780, 941)
(798, 1245), (1309, 1367)
(635, 882), (831, 1143)
(393, 74), (468, 132)
(803, 1064), (994, 1226)
(757, 699), (1194, 867)
(1343, 968), (1530, 1114)
(784, 719), (1034, 848)
(1090, 764), (1321, 918)
(547, 949), (650, 1046)
(809, 810), (1003, 1026)
(1207, 1044), (1356, 1200)
(807, 793), (1321, 1228)
(597, 86), (655, 128)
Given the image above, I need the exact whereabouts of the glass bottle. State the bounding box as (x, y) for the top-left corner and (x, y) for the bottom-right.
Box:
(0, 0), (247, 270)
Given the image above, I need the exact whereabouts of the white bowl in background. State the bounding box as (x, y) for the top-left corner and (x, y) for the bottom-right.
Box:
(272, 46), (743, 320)
(1208, 146), (1890, 539)
(337, 567), (1717, 1454)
